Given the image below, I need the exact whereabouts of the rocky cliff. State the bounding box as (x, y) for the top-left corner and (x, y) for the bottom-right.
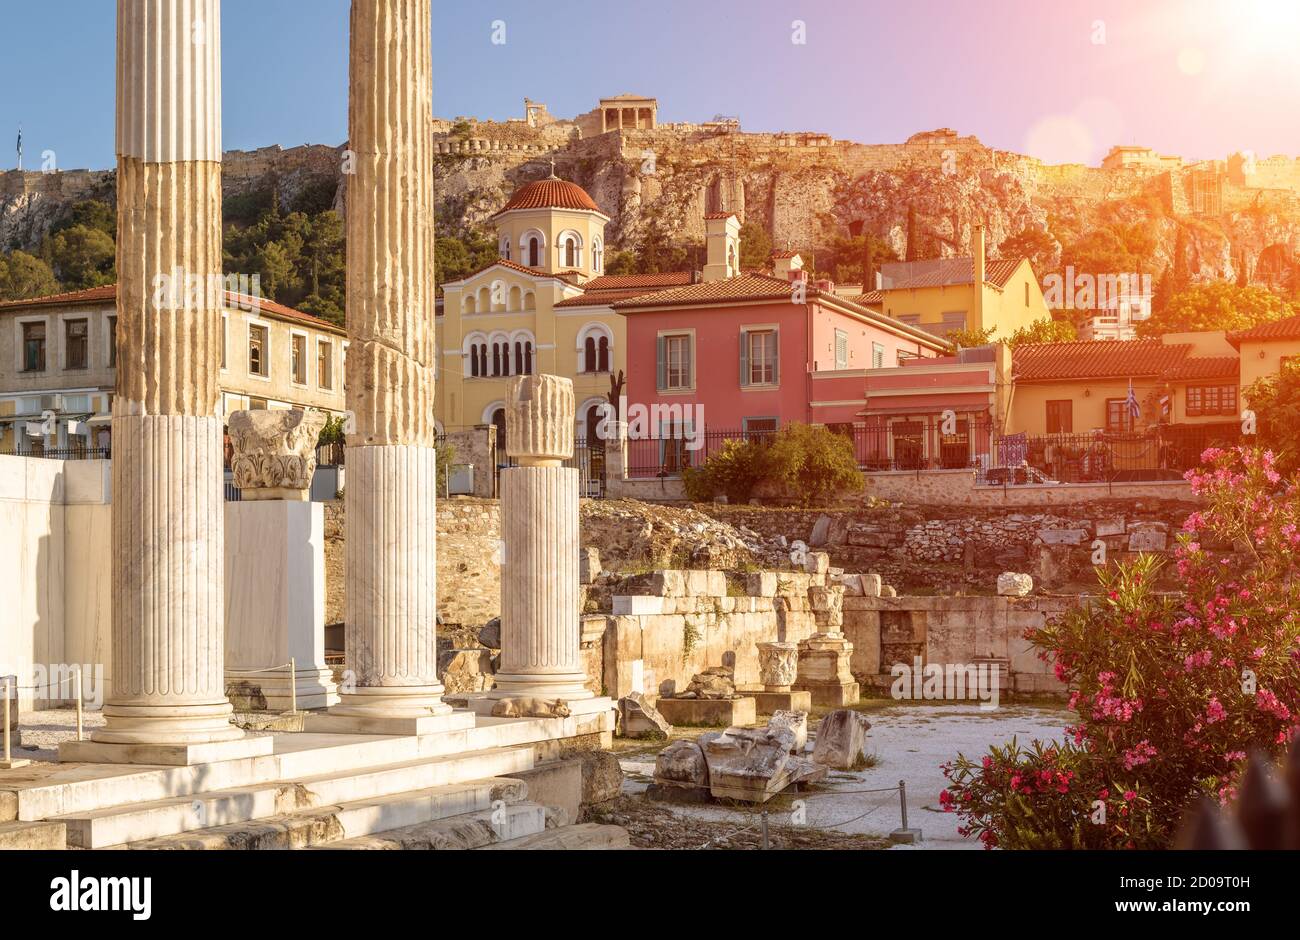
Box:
(4, 122), (1299, 284)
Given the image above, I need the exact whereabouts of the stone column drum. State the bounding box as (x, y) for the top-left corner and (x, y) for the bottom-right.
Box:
(65, 0), (268, 761)
(318, 0), (462, 730)
(490, 375), (593, 702)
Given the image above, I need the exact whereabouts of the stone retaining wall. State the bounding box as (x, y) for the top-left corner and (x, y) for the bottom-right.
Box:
(842, 594), (1076, 695)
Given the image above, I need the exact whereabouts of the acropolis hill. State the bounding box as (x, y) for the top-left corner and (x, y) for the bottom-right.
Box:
(4, 95), (1300, 281)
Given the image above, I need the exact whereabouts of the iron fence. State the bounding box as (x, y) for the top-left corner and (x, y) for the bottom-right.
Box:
(496, 438), (606, 498)
(623, 419), (1242, 485)
(0, 447), (112, 460)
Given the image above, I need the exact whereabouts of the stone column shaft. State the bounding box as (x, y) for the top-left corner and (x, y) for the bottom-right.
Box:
(495, 467), (588, 696)
(93, 0), (240, 746)
(491, 374), (592, 701)
(333, 0), (447, 718)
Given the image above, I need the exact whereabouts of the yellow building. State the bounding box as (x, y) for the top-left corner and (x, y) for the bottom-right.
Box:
(1007, 332), (1241, 436)
(435, 173), (688, 443)
(866, 225), (1052, 341)
(1230, 313), (1300, 392)
(0, 284), (347, 454)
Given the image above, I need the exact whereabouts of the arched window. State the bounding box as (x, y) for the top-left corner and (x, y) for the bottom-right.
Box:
(514, 341), (523, 373)
(565, 239), (578, 268)
(592, 238), (603, 273)
(585, 404), (602, 446)
(492, 342), (502, 376)
(524, 341), (533, 374)
(499, 234), (511, 261)
(528, 237), (540, 267)
(578, 323), (613, 374)
(491, 408), (506, 455)
(728, 244), (736, 276)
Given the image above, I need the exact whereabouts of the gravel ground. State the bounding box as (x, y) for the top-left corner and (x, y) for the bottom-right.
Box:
(611, 701), (1071, 850)
(7, 708), (107, 761)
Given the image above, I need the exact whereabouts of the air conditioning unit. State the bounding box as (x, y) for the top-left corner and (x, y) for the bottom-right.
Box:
(447, 464), (475, 496)
(40, 394), (64, 412)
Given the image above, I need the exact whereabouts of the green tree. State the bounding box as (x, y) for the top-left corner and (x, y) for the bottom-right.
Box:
(1136, 282), (1294, 337)
(997, 226), (1057, 273)
(256, 240), (295, 301)
(683, 438), (772, 504)
(1244, 359), (1300, 477)
(1006, 318), (1077, 346)
(738, 221), (772, 270)
(946, 326), (995, 347)
(0, 251), (60, 300)
(43, 224), (116, 289)
(767, 423), (864, 507)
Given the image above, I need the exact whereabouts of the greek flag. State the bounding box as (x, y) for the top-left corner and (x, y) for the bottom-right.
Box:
(16, 126), (21, 170)
(1126, 379), (1141, 420)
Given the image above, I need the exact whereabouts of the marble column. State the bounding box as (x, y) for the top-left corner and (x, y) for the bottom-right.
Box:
(490, 375), (593, 702)
(326, 0), (453, 724)
(66, 0), (265, 761)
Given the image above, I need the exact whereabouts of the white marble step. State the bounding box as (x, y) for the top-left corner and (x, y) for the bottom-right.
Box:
(57, 746), (535, 848)
(13, 708), (613, 823)
(107, 777), (530, 851)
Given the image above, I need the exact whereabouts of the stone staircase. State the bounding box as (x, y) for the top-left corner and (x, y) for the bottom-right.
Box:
(0, 710), (621, 851)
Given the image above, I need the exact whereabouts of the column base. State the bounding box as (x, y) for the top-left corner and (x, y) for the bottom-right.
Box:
(301, 709), (475, 737)
(90, 699), (246, 746)
(303, 682), (470, 735)
(486, 672), (596, 703)
(61, 734), (273, 767)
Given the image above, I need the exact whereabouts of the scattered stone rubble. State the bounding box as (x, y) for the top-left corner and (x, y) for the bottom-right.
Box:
(811, 709), (873, 770)
(648, 704), (875, 804)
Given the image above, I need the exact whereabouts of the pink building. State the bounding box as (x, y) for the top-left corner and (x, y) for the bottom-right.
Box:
(615, 264), (949, 475)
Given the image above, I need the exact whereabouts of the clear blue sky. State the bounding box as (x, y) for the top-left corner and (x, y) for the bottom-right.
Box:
(4, 0), (1298, 172)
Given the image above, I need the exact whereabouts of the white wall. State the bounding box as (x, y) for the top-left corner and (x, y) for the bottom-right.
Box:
(1, 456), (112, 709)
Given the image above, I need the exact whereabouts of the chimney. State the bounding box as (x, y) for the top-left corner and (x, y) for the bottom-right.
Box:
(972, 223), (986, 334)
(702, 212), (741, 282)
(772, 251), (804, 280)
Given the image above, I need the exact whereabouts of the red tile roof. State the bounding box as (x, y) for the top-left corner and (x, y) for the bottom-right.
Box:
(703, 211), (738, 220)
(584, 271), (693, 290)
(494, 177), (601, 216)
(884, 258), (1023, 290)
(554, 289), (661, 308)
(611, 273), (802, 309)
(1165, 355), (1240, 381)
(855, 289), (884, 306)
(0, 284), (344, 333)
(441, 257), (560, 285)
(771, 249), (801, 259)
(1013, 339), (1195, 382)
(0, 284), (117, 310)
(1229, 313), (1300, 344)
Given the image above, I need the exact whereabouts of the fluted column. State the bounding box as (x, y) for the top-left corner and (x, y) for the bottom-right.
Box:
(88, 0), (243, 748)
(332, 0), (447, 718)
(492, 375), (592, 700)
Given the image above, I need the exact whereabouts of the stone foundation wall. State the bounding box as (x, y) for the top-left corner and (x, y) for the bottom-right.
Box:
(435, 498), (502, 630)
(861, 470), (1195, 506)
(599, 569), (822, 703)
(701, 499), (1197, 591)
(843, 594), (1076, 695)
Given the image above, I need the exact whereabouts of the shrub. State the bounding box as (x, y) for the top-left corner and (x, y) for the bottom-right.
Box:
(942, 447), (1300, 848)
(766, 423), (864, 507)
(683, 437), (771, 504)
